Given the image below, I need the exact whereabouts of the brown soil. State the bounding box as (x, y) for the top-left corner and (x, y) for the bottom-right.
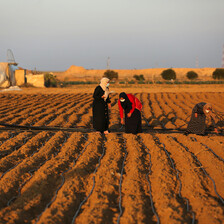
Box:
(0, 88), (223, 223)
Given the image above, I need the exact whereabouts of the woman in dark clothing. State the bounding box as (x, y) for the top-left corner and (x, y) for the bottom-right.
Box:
(118, 92), (142, 134)
(186, 102), (218, 135)
(92, 77), (111, 134)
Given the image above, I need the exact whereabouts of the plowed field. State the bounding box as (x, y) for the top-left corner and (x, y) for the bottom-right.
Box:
(0, 91), (223, 224)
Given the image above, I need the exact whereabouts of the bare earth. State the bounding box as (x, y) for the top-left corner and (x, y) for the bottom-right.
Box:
(0, 85), (223, 224)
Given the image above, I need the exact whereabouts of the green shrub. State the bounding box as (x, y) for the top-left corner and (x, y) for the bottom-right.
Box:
(161, 69), (176, 80)
(133, 74), (145, 81)
(103, 70), (118, 80)
(212, 68), (224, 80)
(44, 73), (58, 87)
(138, 81), (146, 84)
(186, 71), (198, 80)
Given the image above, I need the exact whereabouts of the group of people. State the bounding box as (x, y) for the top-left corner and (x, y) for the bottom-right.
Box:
(92, 77), (142, 134)
(92, 78), (219, 135)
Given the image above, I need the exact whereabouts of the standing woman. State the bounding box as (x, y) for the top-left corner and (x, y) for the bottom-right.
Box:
(92, 77), (111, 134)
(118, 92), (142, 134)
(186, 102), (218, 135)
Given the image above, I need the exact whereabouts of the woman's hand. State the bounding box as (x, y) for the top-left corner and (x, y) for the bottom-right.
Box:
(127, 112), (132, 118)
(121, 118), (124, 125)
(101, 95), (105, 98)
(195, 113), (197, 118)
(214, 128), (219, 134)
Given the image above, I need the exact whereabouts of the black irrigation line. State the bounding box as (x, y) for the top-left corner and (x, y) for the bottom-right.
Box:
(1, 133), (54, 206)
(160, 93), (191, 129)
(0, 134), (34, 180)
(7, 162), (45, 206)
(142, 114), (151, 128)
(52, 99), (93, 127)
(153, 135), (196, 224)
(138, 136), (160, 224)
(170, 136), (224, 205)
(148, 94), (166, 130)
(0, 123), (90, 133)
(21, 96), (91, 128)
(178, 93), (196, 111)
(0, 132), (16, 158)
(166, 93), (189, 116)
(190, 137), (224, 163)
(142, 114), (188, 135)
(35, 133), (71, 223)
(71, 135), (106, 224)
(154, 93), (174, 127)
(111, 106), (185, 133)
(116, 135), (128, 224)
(44, 115), (59, 126)
(146, 93), (188, 130)
(0, 132), (15, 146)
(48, 98), (92, 128)
(142, 114), (182, 132)
(33, 133), (91, 223)
(1, 121), (223, 137)
(159, 93), (177, 126)
(214, 110), (224, 121)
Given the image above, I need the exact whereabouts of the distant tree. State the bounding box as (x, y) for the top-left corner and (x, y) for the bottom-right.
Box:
(44, 73), (58, 87)
(133, 75), (139, 80)
(212, 68), (224, 80)
(139, 74), (145, 81)
(161, 69), (176, 80)
(133, 74), (145, 81)
(103, 70), (118, 80)
(186, 71), (198, 80)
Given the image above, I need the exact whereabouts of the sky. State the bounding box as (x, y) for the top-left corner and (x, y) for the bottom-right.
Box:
(0, 0), (224, 71)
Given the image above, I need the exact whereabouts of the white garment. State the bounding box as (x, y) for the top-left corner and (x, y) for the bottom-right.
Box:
(100, 77), (110, 101)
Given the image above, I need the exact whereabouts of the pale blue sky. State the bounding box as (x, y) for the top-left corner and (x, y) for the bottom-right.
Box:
(0, 0), (223, 71)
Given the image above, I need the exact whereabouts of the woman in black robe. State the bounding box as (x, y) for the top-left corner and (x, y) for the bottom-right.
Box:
(92, 77), (111, 134)
(186, 102), (218, 135)
(118, 92), (142, 134)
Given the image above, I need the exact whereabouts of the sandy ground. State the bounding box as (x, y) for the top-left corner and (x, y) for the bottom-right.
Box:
(0, 88), (223, 224)
(0, 84), (223, 95)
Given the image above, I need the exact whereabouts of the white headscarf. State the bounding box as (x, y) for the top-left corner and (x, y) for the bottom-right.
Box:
(100, 77), (110, 101)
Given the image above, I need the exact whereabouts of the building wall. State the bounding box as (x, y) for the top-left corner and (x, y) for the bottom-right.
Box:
(0, 62), (9, 87)
(26, 74), (45, 87)
(15, 70), (25, 86)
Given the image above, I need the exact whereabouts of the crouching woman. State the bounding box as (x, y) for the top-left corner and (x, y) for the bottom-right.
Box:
(185, 102), (218, 135)
(118, 92), (142, 134)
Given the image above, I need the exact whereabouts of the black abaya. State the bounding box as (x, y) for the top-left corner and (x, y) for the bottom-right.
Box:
(186, 102), (207, 135)
(92, 85), (110, 132)
(125, 108), (142, 134)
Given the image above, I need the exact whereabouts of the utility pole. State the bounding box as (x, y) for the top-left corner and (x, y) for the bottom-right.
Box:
(196, 56), (199, 68)
(107, 57), (110, 70)
(222, 45), (224, 68)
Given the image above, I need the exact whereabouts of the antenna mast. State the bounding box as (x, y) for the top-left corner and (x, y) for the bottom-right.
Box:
(195, 56), (199, 68)
(222, 45), (224, 68)
(107, 57), (110, 70)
